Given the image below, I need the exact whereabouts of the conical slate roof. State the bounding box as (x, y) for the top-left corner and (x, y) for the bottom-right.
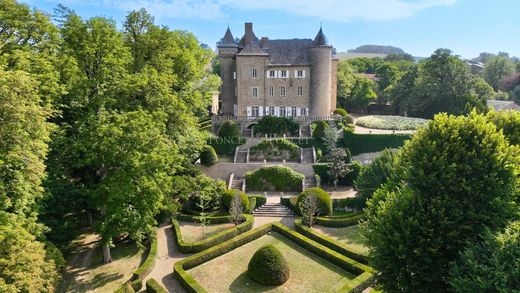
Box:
(313, 27), (328, 46)
(219, 27), (237, 47)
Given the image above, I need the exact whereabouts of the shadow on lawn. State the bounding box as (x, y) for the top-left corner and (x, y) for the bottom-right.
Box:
(229, 271), (280, 293)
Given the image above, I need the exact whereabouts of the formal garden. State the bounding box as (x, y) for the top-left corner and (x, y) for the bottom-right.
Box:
(355, 115), (428, 130)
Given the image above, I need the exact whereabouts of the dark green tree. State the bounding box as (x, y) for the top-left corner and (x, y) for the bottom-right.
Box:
(354, 150), (395, 204)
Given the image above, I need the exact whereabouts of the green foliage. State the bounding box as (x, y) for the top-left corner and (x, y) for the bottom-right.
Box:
(146, 278), (168, 293)
(354, 150), (395, 204)
(245, 166), (304, 192)
(486, 110), (520, 145)
(200, 145), (218, 166)
(339, 76), (378, 110)
(248, 195), (267, 209)
(483, 55), (515, 91)
(312, 161), (361, 186)
(342, 128), (411, 155)
(449, 221), (520, 292)
(218, 121), (241, 139)
(248, 245), (290, 286)
(180, 175), (226, 212)
(297, 188), (333, 216)
(362, 112), (519, 292)
(222, 189), (251, 213)
(250, 138), (299, 161)
(334, 108), (348, 117)
(316, 212), (365, 228)
(171, 214), (254, 253)
(355, 115), (428, 130)
(312, 120), (330, 140)
(327, 148), (351, 187)
(208, 136), (246, 156)
(254, 116), (299, 136)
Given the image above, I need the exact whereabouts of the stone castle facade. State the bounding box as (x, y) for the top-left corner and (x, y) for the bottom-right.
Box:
(217, 23), (338, 118)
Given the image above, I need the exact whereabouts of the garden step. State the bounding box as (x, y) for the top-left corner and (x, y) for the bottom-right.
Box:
(253, 203), (295, 217)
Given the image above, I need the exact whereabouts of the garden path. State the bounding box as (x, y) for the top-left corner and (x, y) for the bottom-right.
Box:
(354, 125), (415, 134)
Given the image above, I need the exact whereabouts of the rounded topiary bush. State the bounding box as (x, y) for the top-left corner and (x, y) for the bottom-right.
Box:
(219, 121), (241, 139)
(297, 187), (332, 216)
(312, 120), (330, 140)
(222, 189), (251, 213)
(248, 245), (289, 286)
(200, 145), (218, 166)
(244, 166), (304, 192)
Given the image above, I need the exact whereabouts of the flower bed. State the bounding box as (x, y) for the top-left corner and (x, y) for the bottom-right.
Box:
(249, 138), (299, 161)
(355, 115), (428, 130)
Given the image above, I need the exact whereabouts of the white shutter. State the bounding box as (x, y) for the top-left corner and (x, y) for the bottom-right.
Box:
(277, 71), (281, 78)
(266, 71), (269, 78)
(274, 107), (280, 116)
(259, 106), (264, 117)
(294, 70), (298, 78)
(303, 70), (306, 78)
(246, 107), (251, 117)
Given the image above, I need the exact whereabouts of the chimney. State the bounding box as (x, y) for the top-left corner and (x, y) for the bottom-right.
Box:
(260, 37), (269, 49)
(245, 22), (253, 34)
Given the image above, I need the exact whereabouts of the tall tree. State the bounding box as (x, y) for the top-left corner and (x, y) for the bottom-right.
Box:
(483, 55), (515, 91)
(362, 112), (519, 292)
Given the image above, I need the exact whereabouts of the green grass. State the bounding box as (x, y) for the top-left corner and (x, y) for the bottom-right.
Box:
(187, 232), (356, 292)
(355, 115), (428, 130)
(312, 225), (369, 256)
(178, 222), (235, 243)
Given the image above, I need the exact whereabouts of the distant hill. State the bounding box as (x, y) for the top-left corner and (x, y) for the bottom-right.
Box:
(348, 45), (407, 55)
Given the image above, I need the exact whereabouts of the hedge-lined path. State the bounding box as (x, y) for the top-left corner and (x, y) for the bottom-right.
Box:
(354, 125), (415, 135)
(141, 222), (187, 293)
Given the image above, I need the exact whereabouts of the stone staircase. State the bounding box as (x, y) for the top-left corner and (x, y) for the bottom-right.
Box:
(230, 177), (244, 190)
(303, 176), (317, 189)
(252, 203), (295, 217)
(300, 125), (311, 137)
(302, 148), (314, 164)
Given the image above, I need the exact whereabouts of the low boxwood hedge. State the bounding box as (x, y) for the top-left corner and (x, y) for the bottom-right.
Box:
(296, 188), (333, 216)
(222, 189), (251, 213)
(342, 129), (411, 156)
(315, 213), (366, 228)
(313, 161), (362, 186)
(115, 235), (158, 292)
(172, 214), (254, 253)
(245, 165), (304, 192)
(294, 218), (368, 265)
(249, 195), (267, 210)
(173, 223), (373, 293)
(145, 278), (167, 293)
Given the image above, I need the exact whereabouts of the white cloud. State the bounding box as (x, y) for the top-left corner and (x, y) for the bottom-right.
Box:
(56, 0), (456, 21)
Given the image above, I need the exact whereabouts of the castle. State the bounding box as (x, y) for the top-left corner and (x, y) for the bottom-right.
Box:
(216, 23), (338, 118)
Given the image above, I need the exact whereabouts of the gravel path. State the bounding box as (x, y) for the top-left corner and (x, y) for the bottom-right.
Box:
(354, 125), (415, 134)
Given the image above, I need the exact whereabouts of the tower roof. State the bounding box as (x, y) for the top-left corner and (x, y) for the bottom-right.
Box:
(313, 26), (329, 46)
(218, 27), (237, 47)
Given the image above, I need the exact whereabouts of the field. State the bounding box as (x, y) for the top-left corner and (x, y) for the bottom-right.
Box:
(355, 115), (428, 130)
(187, 232), (355, 292)
(178, 221), (235, 243)
(312, 225), (369, 256)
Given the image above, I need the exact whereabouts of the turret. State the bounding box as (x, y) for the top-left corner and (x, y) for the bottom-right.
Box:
(309, 26), (332, 117)
(217, 27), (238, 115)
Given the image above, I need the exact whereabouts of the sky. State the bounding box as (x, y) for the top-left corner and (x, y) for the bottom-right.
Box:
(22, 0), (520, 59)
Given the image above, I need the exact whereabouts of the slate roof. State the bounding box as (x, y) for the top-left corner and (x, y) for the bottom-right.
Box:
(486, 100), (520, 111)
(267, 39), (313, 65)
(218, 27), (237, 47)
(313, 27), (328, 46)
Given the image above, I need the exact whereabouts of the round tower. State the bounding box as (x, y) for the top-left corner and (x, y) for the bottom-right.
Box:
(309, 27), (332, 117)
(217, 27), (238, 116)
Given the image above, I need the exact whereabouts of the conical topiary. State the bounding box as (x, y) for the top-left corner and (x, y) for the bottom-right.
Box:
(247, 244), (289, 286)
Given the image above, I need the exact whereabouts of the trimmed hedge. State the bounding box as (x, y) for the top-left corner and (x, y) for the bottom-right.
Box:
(250, 138), (299, 161)
(312, 120), (330, 140)
(281, 196), (299, 213)
(208, 137), (246, 156)
(294, 218), (368, 265)
(218, 121), (241, 139)
(316, 213), (366, 228)
(254, 116), (299, 136)
(115, 235), (158, 292)
(222, 189), (251, 213)
(342, 129), (411, 155)
(114, 282), (136, 293)
(173, 223), (373, 293)
(296, 188), (333, 216)
(313, 161), (362, 186)
(248, 245), (290, 285)
(245, 165), (304, 192)
(145, 279), (167, 293)
(332, 197), (366, 213)
(200, 145), (218, 166)
(172, 214), (254, 253)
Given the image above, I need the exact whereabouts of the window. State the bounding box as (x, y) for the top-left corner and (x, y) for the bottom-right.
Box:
(268, 106), (275, 116)
(269, 86), (274, 96)
(301, 108), (307, 116)
(280, 107), (287, 117)
(252, 87), (258, 97)
(269, 70), (276, 78)
(281, 70), (287, 78)
(252, 106), (259, 117)
(252, 69), (257, 78)
(233, 72), (236, 79)
(280, 86), (286, 96)
(297, 86), (303, 96)
(291, 107), (297, 117)
(298, 70), (303, 78)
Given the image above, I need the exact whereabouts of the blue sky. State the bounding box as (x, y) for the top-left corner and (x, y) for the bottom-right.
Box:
(23, 0), (520, 58)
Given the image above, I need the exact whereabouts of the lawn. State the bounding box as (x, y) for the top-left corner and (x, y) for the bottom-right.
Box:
(312, 225), (369, 256)
(178, 221), (235, 243)
(355, 115), (428, 130)
(187, 232), (356, 292)
(58, 237), (144, 293)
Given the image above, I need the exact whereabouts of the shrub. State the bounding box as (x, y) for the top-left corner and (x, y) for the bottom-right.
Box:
(355, 115), (428, 130)
(145, 279), (167, 293)
(248, 245), (290, 286)
(218, 121), (241, 138)
(222, 189), (250, 213)
(254, 116), (299, 136)
(334, 108), (348, 117)
(200, 145), (218, 166)
(312, 120), (330, 140)
(250, 138), (299, 161)
(297, 188), (332, 216)
(248, 195), (266, 209)
(342, 128), (411, 155)
(354, 150), (395, 204)
(245, 166), (304, 192)
(208, 136), (246, 156)
(312, 161), (361, 186)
